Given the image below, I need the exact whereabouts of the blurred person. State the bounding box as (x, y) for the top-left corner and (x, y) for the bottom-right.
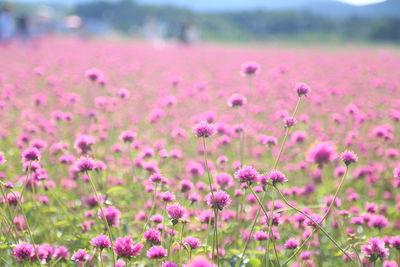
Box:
(177, 20), (199, 45)
(15, 13), (30, 44)
(143, 15), (166, 49)
(0, 3), (14, 45)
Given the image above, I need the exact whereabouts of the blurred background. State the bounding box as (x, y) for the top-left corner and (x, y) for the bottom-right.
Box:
(0, 0), (399, 45)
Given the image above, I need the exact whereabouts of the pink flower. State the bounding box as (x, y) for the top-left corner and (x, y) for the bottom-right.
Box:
(114, 236), (143, 258)
(146, 246), (167, 259)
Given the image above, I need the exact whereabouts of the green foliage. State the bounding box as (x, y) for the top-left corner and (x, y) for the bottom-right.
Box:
(72, 0), (400, 43)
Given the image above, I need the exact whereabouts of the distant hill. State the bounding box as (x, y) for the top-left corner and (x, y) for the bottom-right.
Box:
(306, 0), (400, 17)
(13, 0), (400, 18)
(136, 0), (400, 17)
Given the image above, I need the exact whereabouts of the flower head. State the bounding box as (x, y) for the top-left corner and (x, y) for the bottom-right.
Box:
(340, 151), (358, 166)
(193, 121), (216, 138)
(183, 237), (201, 250)
(205, 190), (231, 210)
(307, 142), (336, 168)
(75, 157), (96, 172)
(22, 148), (41, 162)
(295, 82), (311, 97)
(167, 204), (186, 224)
(90, 235), (111, 250)
(144, 228), (162, 244)
(120, 130), (136, 143)
(13, 242), (34, 262)
(361, 237), (389, 262)
(267, 169), (287, 185)
(114, 236), (143, 258)
(71, 249), (89, 262)
(241, 61), (260, 76)
(98, 206), (121, 227)
(284, 238), (299, 249)
(234, 166), (259, 184)
(228, 94), (247, 108)
(283, 117), (297, 128)
(146, 246), (167, 259)
(254, 231), (268, 241)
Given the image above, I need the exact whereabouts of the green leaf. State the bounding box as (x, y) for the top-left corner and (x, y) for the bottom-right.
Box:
(248, 257), (261, 267)
(107, 186), (126, 195)
(229, 249), (241, 255)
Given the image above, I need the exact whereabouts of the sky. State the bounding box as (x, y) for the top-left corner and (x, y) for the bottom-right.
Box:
(17, 0), (388, 6)
(337, 0), (386, 4)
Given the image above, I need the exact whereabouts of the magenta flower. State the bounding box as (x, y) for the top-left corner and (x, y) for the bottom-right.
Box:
(120, 130), (136, 143)
(183, 237), (201, 250)
(295, 82), (311, 97)
(284, 238), (299, 249)
(0, 152), (6, 164)
(74, 135), (95, 154)
(146, 246), (167, 259)
(307, 142), (336, 168)
(234, 166), (259, 184)
(90, 235), (111, 250)
(227, 94), (247, 107)
(71, 249), (89, 262)
(98, 206), (121, 227)
(13, 242), (34, 262)
(144, 228), (162, 244)
(75, 157), (97, 172)
(361, 237), (389, 262)
(205, 190), (231, 210)
(241, 61), (260, 76)
(193, 121), (216, 138)
(340, 151), (358, 166)
(283, 117), (297, 128)
(114, 236), (143, 258)
(254, 231), (268, 241)
(22, 148), (41, 162)
(53, 246), (69, 260)
(167, 204), (186, 224)
(267, 169), (287, 185)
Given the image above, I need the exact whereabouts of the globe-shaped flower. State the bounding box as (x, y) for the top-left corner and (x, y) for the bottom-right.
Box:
(340, 151), (358, 166)
(193, 121), (216, 138)
(295, 82), (311, 97)
(205, 190), (231, 210)
(234, 166), (259, 184)
(241, 61), (260, 76)
(90, 235), (111, 250)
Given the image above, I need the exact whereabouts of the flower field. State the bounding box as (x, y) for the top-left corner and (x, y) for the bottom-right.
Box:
(0, 38), (399, 267)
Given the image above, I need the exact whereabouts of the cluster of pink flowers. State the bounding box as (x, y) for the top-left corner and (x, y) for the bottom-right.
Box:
(0, 38), (398, 267)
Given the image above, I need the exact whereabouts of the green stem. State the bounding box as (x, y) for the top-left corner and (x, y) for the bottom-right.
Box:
(86, 171), (116, 267)
(282, 229), (315, 266)
(273, 186), (356, 266)
(13, 192), (42, 266)
(202, 137), (217, 262)
(282, 166), (350, 266)
(99, 250), (104, 267)
(214, 208), (220, 267)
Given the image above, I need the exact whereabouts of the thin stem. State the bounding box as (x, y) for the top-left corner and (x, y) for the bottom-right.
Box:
(13, 192), (42, 266)
(282, 230), (316, 266)
(213, 208), (220, 267)
(167, 224), (175, 260)
(237, 186), (269, 267)
(282, 166), (350, 266)
(99, 250), (104, 267)
(273, 186), (356, 265)
(86, 171), (116, 267)
(202, 137), (217, 262)
(143, 183), (158, 232)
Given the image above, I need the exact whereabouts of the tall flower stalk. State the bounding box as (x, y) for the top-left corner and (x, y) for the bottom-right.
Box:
(75, 156), (116, 266)
(193, 121), (218, 265)
(238, 87), (304, 267)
